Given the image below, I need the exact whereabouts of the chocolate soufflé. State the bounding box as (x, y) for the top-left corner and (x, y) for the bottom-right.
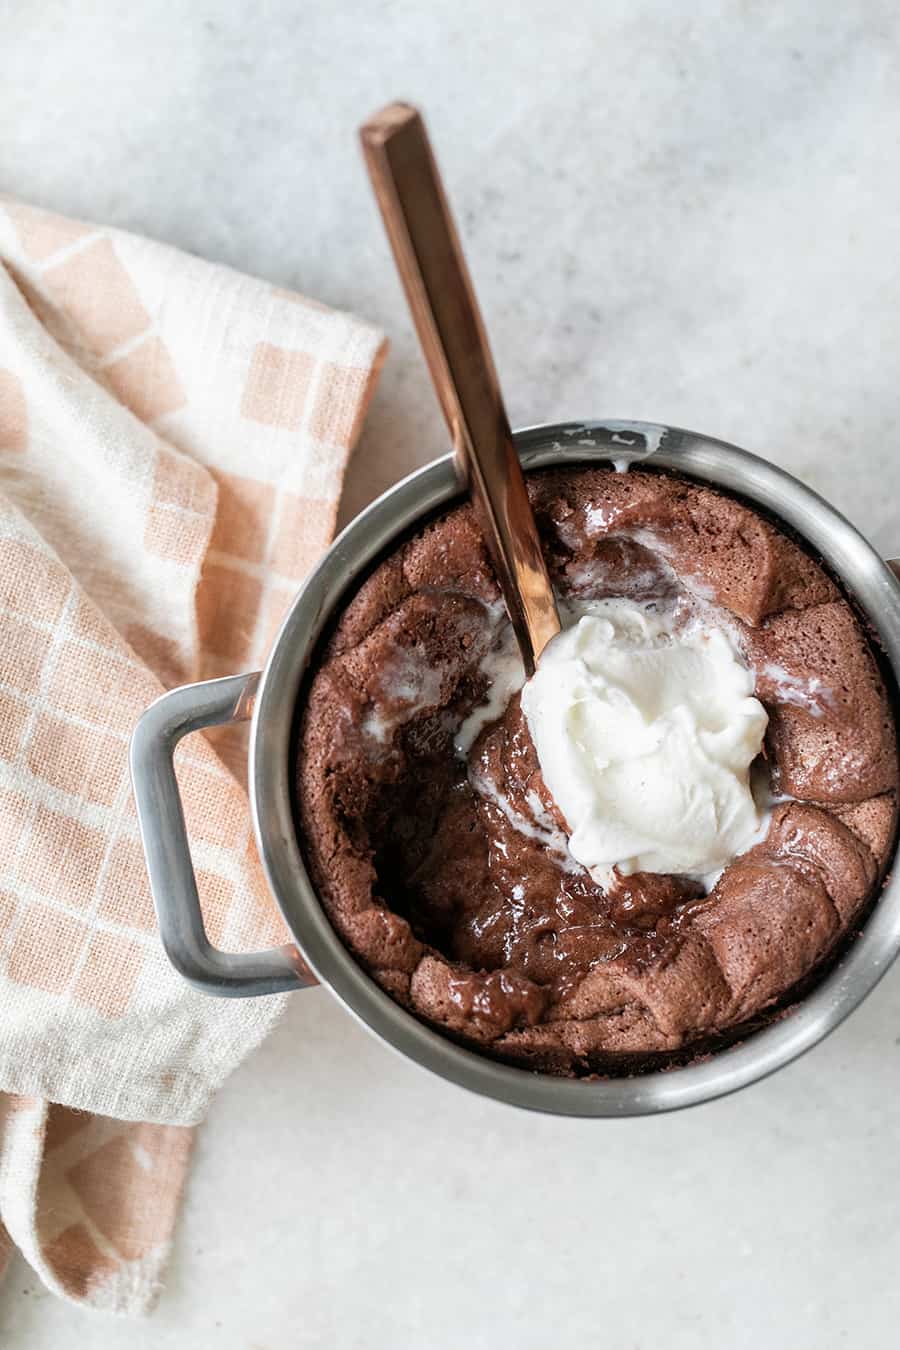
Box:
(295, 468), (898, 1075)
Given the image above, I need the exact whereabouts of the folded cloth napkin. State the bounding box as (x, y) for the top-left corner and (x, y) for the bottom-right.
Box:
(0, 198), (386, 1314)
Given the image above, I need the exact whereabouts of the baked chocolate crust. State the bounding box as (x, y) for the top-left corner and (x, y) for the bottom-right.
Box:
(295, 468), (898, 1075)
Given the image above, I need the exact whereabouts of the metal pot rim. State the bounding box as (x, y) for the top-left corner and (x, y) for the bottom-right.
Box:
(249, 419), (900, 1117)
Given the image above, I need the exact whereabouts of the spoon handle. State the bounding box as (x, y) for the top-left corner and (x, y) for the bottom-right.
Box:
(359, 102), (560, 675)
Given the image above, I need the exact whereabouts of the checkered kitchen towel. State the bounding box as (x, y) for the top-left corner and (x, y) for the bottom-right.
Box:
(0, 199), (386, 1313)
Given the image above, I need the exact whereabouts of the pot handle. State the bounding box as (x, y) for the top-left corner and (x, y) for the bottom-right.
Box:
(130, 672), (315, 998)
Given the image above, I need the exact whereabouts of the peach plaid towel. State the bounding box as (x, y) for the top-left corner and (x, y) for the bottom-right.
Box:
(0, 199), (386, 1313)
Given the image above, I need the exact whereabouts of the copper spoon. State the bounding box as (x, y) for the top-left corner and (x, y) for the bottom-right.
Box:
(359, 102), (560, 675)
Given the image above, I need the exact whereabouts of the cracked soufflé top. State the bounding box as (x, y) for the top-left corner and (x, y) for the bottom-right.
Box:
(294, 467), (898, 1075)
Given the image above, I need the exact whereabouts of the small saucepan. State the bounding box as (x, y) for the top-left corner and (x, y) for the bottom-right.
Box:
(130, 420), (900, 1116)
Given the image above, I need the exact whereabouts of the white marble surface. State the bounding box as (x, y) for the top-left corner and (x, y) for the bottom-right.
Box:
(2, 1), (900, 1345)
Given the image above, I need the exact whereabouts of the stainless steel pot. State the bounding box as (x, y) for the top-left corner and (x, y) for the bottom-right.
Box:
(130, 420), (900, 1117)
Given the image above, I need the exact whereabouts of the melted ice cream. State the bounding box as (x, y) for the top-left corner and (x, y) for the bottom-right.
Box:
(520, 600), (768, 883)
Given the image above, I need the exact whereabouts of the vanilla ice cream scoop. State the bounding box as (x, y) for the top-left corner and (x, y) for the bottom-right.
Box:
(520, 599), (769, 882)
